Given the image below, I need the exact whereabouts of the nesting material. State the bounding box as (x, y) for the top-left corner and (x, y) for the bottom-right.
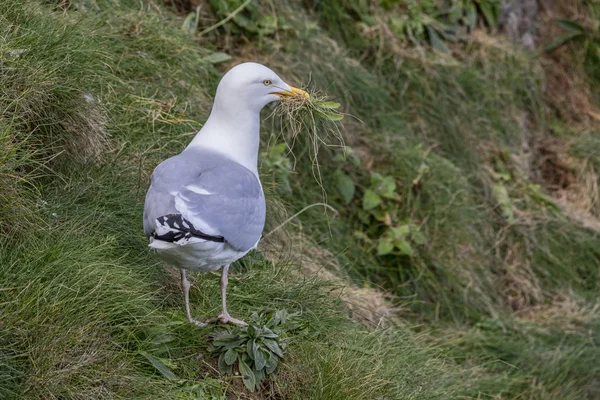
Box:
(272, 89), (346, 188)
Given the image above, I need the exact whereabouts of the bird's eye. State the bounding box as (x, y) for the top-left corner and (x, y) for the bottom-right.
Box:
(263, 79), (272, 86)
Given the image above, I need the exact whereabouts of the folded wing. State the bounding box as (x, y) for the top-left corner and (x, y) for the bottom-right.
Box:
(143, 151), (266, 253)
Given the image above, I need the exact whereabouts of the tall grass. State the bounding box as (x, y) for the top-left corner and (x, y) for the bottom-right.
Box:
(0, 0), (109, 165)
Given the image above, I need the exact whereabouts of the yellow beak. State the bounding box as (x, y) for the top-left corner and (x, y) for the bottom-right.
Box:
(272, 85), (310, 99)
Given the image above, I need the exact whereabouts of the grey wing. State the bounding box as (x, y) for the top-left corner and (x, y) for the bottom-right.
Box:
(143, 155), (266, 252)
(143, 185), (175, 237)
(174, 164), (266, 252)
(143, 155), (184, 238)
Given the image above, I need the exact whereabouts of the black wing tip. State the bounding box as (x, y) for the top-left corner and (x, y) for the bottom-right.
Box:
(153, 214), (225, 243)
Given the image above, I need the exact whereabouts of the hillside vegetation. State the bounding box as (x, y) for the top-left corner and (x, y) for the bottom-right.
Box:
(1, 0), (599, 398)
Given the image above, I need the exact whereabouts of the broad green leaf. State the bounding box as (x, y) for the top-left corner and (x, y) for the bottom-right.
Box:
(252, 339), (260, 361)
(545, 32), (583, 52)
(362, 189), (381, 210)
(275, 309), (290, 324)
(254, 367), (266, 382)
(270, 142), (288, 156)
(427, 26), (449, 53)
(391, 225), (409, 237)
(241, 352), (251, 363)
(201, 52), (232, 65)
(246, 340), (254, 360)
(372, 209), (389, 223)
(213, 338), (245, 349)
(316, 110), (344, 121)
(140, 351), (179, 381)
(224, 348), (238, 365)
(218, 352), (233, 374)
(448, 5), (462, 24)
(267, 311), (282, 327)
(265, 351), (279, 374)
(395, 239), (413, 256)
(238, 358), (257, 391)
(357, 209), (372, 225)
(181, 12), (197, 34)
(479, 2), (498, 28)
(334, 170), (355, 204)
(369, 172), (383, 187)
(263, 339), (284, 358)
(556, 19), (585, 33)
(247, 325), (257, 338)
(377, 237), (394, 256)
(439, 22), (461, 42)
(212, 332), (239, 343)
(261, 327), (278, 339)
(371, 173), (396, 198)
(254, 348), (268, 370)
(314, 101), (341, 109)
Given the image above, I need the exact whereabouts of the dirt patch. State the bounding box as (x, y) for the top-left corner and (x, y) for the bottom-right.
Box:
(499, 243), (543, 312)
(533, 138), (600, 230)
(535, 139), (576, 191)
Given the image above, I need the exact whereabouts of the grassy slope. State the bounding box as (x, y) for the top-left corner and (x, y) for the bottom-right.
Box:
(0, 1), (468, 399)
(1, 0), (599, 399)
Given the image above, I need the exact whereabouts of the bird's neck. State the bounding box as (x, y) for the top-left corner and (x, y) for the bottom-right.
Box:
(186, 104), (261, 176)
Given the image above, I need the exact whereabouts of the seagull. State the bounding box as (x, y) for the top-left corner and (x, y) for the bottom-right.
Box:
(143, 62), (308, 326)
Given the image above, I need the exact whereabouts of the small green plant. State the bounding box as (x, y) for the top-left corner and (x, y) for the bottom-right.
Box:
(358, 172), (426, 257)
(362, 172), (398, 214)
(376, 223), (425, 256)
(208, 310), (301, 392)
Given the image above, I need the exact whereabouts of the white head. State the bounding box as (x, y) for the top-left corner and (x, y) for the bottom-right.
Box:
(188, 62), (307, 175)
(212, 62), (308, 114)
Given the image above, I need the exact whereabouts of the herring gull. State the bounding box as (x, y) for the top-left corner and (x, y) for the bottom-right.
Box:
(143, 62), (308, 326)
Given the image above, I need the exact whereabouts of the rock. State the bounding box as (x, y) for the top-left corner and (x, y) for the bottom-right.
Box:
(499, 0), (539, 49)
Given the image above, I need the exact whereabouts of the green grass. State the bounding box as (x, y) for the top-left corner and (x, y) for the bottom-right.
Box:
(1, 0), (600, 398)
(0, 0), (109, 166)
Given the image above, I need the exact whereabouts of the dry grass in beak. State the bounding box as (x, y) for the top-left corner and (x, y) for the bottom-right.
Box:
(270, 88), (346, 193)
